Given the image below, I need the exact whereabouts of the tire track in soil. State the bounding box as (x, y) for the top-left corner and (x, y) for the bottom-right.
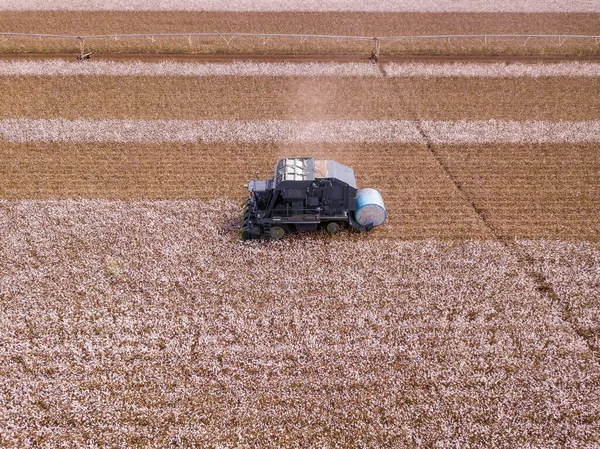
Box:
(377, 60), (600, 364)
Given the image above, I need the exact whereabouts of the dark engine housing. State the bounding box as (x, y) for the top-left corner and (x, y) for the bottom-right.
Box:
(241, 157), (377, 240)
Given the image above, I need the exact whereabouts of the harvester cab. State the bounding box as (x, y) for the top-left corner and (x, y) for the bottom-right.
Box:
(241, 157), (386, 240)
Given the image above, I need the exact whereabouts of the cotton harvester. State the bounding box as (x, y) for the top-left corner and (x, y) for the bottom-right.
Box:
(241, 157), (386, 240)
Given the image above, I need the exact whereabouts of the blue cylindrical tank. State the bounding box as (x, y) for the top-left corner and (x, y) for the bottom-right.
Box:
(355, 188), (386, 227)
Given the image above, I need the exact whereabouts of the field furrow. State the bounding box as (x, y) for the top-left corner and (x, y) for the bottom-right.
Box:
(517, 240), (600, 357)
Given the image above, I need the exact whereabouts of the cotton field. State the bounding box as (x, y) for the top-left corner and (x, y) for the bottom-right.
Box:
(1, 1), (599, 447)
(2, 0), (599, 12)
(1, 200), (599, 448)
(1, 119), (599, 144)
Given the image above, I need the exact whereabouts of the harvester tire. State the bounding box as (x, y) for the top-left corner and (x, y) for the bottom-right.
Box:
(269, 226), (286, 240)
(326, 222), (340, 235)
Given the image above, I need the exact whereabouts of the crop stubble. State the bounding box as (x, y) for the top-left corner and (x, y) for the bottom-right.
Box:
(0, 73), (599, 240)
(0, 12), (598, 55)
(433, 143), (600, 241)
(2, 140), (598, 240)
(0, 76), (598, 121)
(0, 141), (490, 240)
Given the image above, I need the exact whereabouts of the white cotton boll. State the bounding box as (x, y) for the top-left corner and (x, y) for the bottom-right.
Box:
(0, 61), (382, 77)
(4, 119), (598, 143)
(383, 62), (600, 78)
(3, 61), (600, 78)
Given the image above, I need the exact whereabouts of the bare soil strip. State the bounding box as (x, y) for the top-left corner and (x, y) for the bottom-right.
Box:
(0, 199), (598, 447)
(0, 12), (597, 55)
(1, 119), (598, 143)
(3, 60), (600, 77)
(433, 143), (600, 241)
(2, 11), (594, 38)
(2, 0), (599, 12)
(1, 77), (597, 122)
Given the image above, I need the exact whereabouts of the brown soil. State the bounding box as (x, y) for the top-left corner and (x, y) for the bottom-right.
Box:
(2, 11), (597, 38)
(434, 143), (600, 241)
(0, 141), (491, 240)
(1, 76), (598, 121)
(0, 11), (598, 55)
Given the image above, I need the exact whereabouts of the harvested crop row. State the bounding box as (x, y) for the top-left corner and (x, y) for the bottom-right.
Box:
(2, 0), (599, 12)
(1, 76), (597, 122)
(0, 12), (597, 55)
(3, 141), (599, 240)
(9, 11), (594, 36)
(0, 141), (490, 240)
(0, 199), (598, 448)
(1, 119), (599, 143)
(434, 143), (600, 241)
(3, 60), (600, 77)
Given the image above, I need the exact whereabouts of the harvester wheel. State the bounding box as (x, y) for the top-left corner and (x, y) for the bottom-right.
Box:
(240, 227), (251, 241)
(326, 222), (340, 235)
(269, 226), (285, 240)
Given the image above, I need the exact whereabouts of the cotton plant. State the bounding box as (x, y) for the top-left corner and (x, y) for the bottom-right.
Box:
(0, 61), (382, 77)
(1, 118), (599, 144)
(1, 199), (599, 447)
(383, 62), (600, 78)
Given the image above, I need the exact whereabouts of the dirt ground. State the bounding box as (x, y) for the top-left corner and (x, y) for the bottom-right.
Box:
(0, 11), (599, 55)
(0, 141), (490, 241)
(434, 143), (600, 241)
(0, 75), (598, 121)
